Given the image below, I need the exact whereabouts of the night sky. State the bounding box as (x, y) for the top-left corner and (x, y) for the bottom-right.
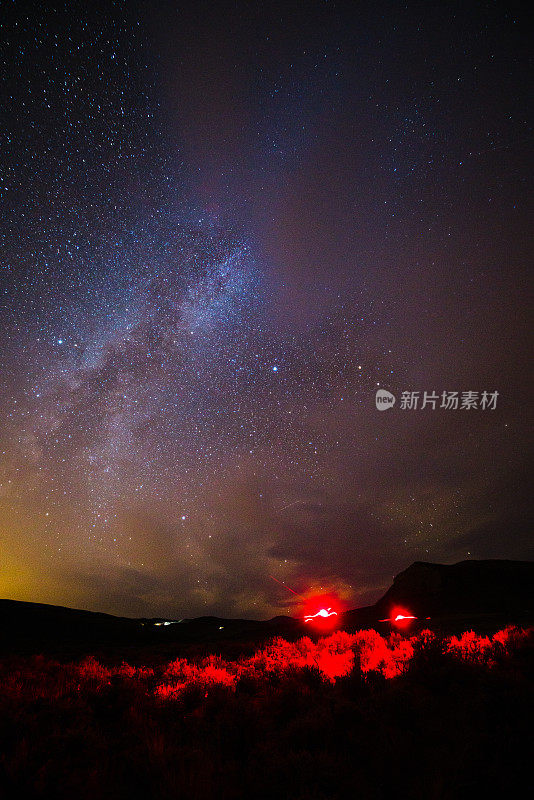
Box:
(1, 1), (532, 619)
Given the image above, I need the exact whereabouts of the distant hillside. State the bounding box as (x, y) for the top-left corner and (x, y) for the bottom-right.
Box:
(0, 597), (298, 654)
(1, 559), (533, 654)
(372, 559), (534, 617)
(0, 599), (140, 641)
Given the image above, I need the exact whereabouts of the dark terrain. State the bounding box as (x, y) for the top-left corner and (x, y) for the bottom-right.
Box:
(2, 559), (533, 659)
(0, 559), (533, 800)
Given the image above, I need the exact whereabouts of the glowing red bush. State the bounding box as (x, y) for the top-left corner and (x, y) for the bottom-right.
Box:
(316, 650), (354, 681)
(152, 627), (523, 695)
(446, 631), (492, 662)
(1, 627), (529, 712)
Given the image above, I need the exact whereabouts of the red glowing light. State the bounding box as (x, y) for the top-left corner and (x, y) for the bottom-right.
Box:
(268, 577), (343, 629)
(379, 607), (418, 627)
(302, 593), (342, 628)
(304, 607), (338, 622)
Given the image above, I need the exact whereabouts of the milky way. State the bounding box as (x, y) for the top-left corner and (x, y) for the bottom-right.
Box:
(1, 1), (532, 617)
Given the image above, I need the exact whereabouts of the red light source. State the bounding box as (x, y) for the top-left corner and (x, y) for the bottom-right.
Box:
(304, 607), (338, 622)
(268, 577), (343, 629)
(379, 606), (418, 628)
(394, 613), (416, 622)
(302, 594), (342, 629)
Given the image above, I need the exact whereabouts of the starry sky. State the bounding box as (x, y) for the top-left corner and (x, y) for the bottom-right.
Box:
(1, 0), (532, 619)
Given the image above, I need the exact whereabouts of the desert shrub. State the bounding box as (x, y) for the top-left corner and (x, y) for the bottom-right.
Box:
(77, 655), (111, 683)
(446, 630), (493, 663)
(0, 626), (532, 799)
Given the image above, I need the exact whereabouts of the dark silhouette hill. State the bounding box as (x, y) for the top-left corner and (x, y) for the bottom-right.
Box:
(0, 598), (300, 655)
(373, 559), (534, 616)
(0, 599), (139, 646)
(1, 559), (533, 654)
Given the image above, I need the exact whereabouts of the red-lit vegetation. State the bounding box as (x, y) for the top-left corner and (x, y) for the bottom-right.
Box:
(0, 626), (532, 799)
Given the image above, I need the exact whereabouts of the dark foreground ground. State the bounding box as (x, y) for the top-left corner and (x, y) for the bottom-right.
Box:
(0, 624), (532, 800)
